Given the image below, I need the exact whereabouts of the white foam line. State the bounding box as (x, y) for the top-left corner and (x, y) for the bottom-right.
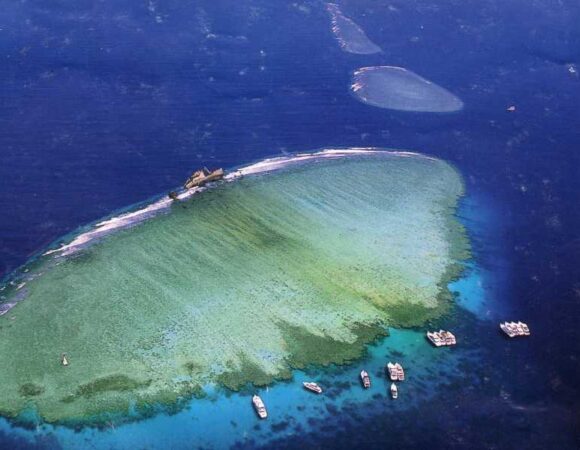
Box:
(44, 148), (432, 257)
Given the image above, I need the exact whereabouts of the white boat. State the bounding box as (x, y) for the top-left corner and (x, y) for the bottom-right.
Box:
(252, 395), (267, 419)
(386, 362), (398, 381)
(426, 331), (444, 347)
(303, 382), (323, 394)
(513, 321), (526, 335)
(61, 353), (69, 366)
(390, 383), (398, 399)
(500, 322), (514, 337)
(500, 322), (518, 337)
(444, 331), (457, 346)
(518, 321), (531, 336)
(501, 321), (530, 338)
(506, 322), (520, 336)
(360, 370), (371, 389)
(395, 363), (405, 381)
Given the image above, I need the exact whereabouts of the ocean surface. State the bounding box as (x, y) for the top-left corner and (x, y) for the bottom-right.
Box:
(0, 0), (579, 448)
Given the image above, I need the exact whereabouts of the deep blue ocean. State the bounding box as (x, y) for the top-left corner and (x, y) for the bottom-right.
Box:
(0, 0), (579, 448)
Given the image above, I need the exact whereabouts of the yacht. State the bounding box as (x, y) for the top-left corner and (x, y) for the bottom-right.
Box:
(386, 362), (398, 381)
(395, 363), (405, 381)
(390, 383), (398, 399)
(252, 395), (268, 419)
(507, 322), (520, 336)
(360, 370), (371, 389)
(426, 331), (444, 347)
(303, 382), (323, 394)
(501, 321), (530, 337)
(500, 322), (515, 337)
(518, 321), (531, 336)
(443, 331), (457, 346)
(500, 322), (518, 337)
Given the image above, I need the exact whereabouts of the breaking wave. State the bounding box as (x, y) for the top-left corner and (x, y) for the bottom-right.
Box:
(44, 149), (432, 258)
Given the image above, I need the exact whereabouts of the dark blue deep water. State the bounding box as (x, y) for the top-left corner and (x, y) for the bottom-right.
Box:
(0, 0), (579, 448)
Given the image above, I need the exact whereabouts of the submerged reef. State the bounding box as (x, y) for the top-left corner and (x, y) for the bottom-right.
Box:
(0, 150), (469, 425)
(326, 3), (382, 54)
(351, 66), (464, 112)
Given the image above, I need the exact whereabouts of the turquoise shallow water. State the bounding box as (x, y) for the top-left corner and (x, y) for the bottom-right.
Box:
(0, 169), (500, 449)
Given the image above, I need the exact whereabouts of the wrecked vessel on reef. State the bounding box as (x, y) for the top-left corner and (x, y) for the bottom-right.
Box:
(184, 167), (224, 189)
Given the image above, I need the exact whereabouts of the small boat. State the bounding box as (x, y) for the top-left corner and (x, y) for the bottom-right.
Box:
(500, 322), (518, 337)
(303, 382), (323, 394)
(518, 321), (531, 336)
(395, 363), (405, 381)
(390, 383), (398, 399)
(442, 331), (457, 346)
(510, 322), (522, 335)
(427, 330), (456, 347)
(61, 353), (69, 366)
(426, 331), (444, 347)
(501, 321), (530, 338)
(360, 370), (371, 389)
(511, 322), (524, 336)
(386, 362), (398, 381)
(252, 395), (267, 419)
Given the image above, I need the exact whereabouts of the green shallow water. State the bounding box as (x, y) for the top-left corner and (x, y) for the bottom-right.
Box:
(0, 152), (469, 424)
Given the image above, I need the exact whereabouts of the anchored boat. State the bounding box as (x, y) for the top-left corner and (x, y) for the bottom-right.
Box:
(61, 353), (69, 366)
(390, 383), (398, 399)
(500, 321), (530, 338)
(518, 321), (531, 335)
(252, 395), (268, 419)
(426, 330), (456, 347)
(442, 330), (457, 346)
(387, 362), (405, 381)
(386, 362), (398, 381)
(303, 382), (323, 394)
(426, 331), (444, 347)
(360, 370), (371, 389)
(395, 362), (405, 381)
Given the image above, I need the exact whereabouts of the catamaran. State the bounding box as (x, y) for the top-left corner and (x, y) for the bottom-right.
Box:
(303, 382), (323, 394)
(252, 395), (268, 419)
(360, 370), (371, 389)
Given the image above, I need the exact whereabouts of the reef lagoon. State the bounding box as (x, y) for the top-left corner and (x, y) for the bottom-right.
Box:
(0, 149), (469, 426)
